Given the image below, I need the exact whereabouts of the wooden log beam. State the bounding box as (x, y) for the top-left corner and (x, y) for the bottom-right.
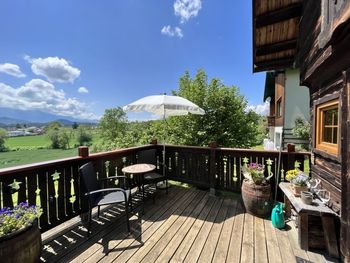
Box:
(255, 3), (302, 28)
(256, 39), (297, 56)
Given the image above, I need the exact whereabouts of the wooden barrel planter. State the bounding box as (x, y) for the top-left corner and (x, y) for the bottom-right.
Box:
(241, 179), (272, 218)
(0, 220), (42, 263)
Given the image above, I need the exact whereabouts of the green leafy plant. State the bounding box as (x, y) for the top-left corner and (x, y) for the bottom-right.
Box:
(0, 202), (42, 237)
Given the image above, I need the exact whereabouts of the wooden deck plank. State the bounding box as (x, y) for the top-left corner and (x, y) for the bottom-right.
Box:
(286, 220), (310, 262)
(40, 191), (148, 262)
(170, 198), (219, 263)
(144, 193), (211, 262)
(126, 191), (205, 263)
(183, 198), (224, 263)
(91, 189), (200, 263)
(275, 224), (297, 263)
(263, 219), (282, 263)
(226, 202), (245, 263)
(65, 187), (184, 263)
(254, 217), (268, 263)
(154, 196), (215, 263)
(39, 186), (336, 263)
(197, 198), (230, 263)
(211, 199), (238, 263)
(240, 213), (254, 263)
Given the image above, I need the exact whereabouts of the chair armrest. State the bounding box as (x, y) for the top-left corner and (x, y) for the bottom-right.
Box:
(85, 188), (126, 196)
(98, 175), (127, 181)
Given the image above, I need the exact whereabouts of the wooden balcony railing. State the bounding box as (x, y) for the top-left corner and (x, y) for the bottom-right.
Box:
(0, 143), (310, 233)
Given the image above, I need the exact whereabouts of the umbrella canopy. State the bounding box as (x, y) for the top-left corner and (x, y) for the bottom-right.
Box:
(122, 95), (205, 117)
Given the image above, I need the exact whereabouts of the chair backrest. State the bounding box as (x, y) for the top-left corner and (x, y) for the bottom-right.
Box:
(137, 149), (157, 166)
(79, 162), (100, 198)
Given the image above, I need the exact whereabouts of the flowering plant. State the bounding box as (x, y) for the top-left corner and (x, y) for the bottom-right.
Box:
(242, 163), (272, 185)
(291, 173), (309, 186)
(285, 169), (299, 182)
(0, 202), (42, 237)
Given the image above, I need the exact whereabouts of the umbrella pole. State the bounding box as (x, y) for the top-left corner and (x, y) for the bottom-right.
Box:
(163, 108), (168, 190)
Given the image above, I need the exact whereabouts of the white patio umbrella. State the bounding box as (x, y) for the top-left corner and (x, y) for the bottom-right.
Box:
(123, 94), (205, 184)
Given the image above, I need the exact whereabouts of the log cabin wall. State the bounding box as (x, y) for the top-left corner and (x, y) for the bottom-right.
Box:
(298, 0), (350, 261)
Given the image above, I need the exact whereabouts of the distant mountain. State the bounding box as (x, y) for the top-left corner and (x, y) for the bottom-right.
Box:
(0, 117), (27, 125)
(0, 108), (97, 125)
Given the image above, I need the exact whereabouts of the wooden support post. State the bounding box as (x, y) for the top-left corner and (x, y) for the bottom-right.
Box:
(209, 142), (217, 196)
(287, 144), (296, 170)
(150, 139), (158, 145)
(78, 146), (89, 158)
(298, 212), (309, 250)
(322, 215), (340, 258)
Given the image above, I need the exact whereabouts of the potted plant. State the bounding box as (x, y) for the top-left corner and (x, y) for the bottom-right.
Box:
(0, 202), (42, 263)
(241, 163), (273, 218)
(285, 169), (309, 196)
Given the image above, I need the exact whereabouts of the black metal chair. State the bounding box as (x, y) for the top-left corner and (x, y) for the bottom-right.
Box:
(137, 149), (168, 197)
(79, 162), (131, 237)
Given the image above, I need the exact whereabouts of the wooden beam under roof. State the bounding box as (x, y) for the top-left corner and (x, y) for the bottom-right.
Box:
(256, 39), (297, 56)
(255, 3), (302, 28)
(254, 57), (295, 72)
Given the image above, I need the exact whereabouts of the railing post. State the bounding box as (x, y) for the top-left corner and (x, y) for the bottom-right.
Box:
(78, 146), (89, 158)
(150, 139), (158, 145)
(209, 142), (217, 196)
(287, 143), (296, 170)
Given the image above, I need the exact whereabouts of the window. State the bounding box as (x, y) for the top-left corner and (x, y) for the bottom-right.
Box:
(316, 100), (339, 155)
(276, 98), (282, 117)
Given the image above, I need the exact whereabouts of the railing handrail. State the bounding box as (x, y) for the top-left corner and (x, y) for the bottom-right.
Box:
(0, 144), (155, 175)
(157, 144), (311, 156)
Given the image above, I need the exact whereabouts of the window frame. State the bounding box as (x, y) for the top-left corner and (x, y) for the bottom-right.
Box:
(315, 99), (340, 156)
(276, 97), (282, 118)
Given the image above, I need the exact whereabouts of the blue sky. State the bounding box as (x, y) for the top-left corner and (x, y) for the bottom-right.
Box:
(0, 0), (266, 120)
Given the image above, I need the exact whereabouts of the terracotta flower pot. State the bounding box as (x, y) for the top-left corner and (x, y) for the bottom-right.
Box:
(291, 184), (308, 197)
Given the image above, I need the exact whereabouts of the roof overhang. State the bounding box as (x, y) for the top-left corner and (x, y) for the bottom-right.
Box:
(253, 0), (302, 72)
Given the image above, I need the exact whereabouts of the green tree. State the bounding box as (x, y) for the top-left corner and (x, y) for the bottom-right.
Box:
(98, 107), (127, 146)
(166, 69), (264, 148)
(76, 125), (93, 146)
(72, 122), (78, 129)
(293, 117), (310, 150)
(0, 128), (8, 152)
(47, 128), (70, 149)
(45, 121), (62, 132)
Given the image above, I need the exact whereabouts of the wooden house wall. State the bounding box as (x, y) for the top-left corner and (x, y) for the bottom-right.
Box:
(275, 73), (285, 127)
(297, 0), (350, 260)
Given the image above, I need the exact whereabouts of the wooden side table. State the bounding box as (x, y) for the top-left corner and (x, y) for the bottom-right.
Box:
(279, 182), (339, 258)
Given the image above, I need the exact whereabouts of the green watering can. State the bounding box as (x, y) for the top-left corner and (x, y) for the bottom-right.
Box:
(271, 202), (285, 229)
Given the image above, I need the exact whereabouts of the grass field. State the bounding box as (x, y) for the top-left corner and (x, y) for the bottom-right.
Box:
(6, 135), (51, 149)
(1, 132), (101, 169)
(0, 148), (77, 169)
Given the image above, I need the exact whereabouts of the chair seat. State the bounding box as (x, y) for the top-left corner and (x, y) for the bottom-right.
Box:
(97, 190), (130, 206)
(144, 172), (166, 182)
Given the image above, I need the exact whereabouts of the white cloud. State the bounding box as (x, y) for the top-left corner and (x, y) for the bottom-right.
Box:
(247, 101), (270, 116)
(0, 63), (26, 78)
(78, 87), (89, 93)
(25, 56), (80, 83)
(174, 0), (202, 23)
(0, 79), (97, 120)
(161, 25), (183, 38)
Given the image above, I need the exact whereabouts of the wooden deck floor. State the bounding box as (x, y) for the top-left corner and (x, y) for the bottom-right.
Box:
(41, 186), (336, 263)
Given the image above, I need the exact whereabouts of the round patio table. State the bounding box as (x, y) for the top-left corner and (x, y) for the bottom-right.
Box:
(122, 163), (156, 213)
